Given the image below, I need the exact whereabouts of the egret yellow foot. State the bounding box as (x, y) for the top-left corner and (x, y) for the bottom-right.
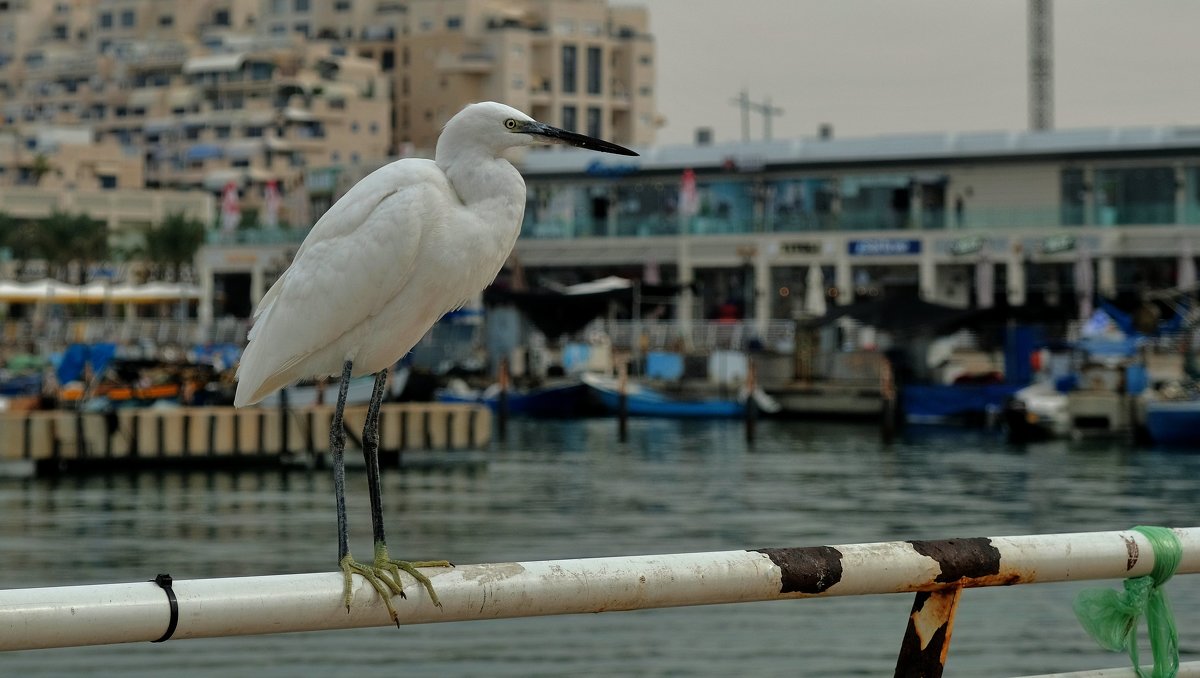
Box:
(339, 548), (452, 625)
(373, 543), (453, 609)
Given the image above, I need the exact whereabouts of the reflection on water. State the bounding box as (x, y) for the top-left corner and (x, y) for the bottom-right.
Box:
(1, 419), (1198, 677)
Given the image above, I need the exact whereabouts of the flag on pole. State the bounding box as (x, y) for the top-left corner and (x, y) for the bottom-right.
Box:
(263, 179), (281, 228)
(220, 182), (240, 234)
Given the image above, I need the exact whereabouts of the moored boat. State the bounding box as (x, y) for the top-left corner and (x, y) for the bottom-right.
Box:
(581, 373), (751, 418)
(436, 378), (589, 418)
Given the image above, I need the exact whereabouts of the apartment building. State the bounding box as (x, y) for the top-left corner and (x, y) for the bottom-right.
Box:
(0, 0), (656, 229)
(390, 0), (656, 154)
(0, 0), (389, 226)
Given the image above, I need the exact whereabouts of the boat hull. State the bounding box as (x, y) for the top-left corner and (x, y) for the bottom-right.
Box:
(437, 382), (588, 418)
(1144, 400), (1200, 447)
(582, 374), (744, 419)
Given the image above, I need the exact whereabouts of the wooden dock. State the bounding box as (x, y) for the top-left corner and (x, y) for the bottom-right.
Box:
(0, 403), (491, 474)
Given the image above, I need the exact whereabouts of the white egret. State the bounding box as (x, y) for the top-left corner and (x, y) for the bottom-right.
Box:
(234, 102), (637, 623)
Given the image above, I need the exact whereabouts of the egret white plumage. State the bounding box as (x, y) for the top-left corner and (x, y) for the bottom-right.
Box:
(234, 102), (637, 623)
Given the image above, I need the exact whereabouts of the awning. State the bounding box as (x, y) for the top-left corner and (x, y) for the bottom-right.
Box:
(167, 86), (199, 107)
(204, 169), (245, 191)
(128, 89), (159, 107)
(225, 139), (263, 160)
(183, 53), (246, 75)
(107, 282), (202, 302)
(283, 107), (317, 122)
(0, 279), (82, 302)
(185, 143), (223, 161)
(142, 118), (177, 133)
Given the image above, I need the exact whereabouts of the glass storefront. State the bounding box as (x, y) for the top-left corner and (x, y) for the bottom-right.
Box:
(519, 164), (1196, 240)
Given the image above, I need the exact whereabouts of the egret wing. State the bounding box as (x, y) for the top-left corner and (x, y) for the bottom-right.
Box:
(251, 159), (442, 326)
(236, 161), (453, 403)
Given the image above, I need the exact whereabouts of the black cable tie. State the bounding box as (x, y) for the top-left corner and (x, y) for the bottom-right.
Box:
(150, 573), (179, 643)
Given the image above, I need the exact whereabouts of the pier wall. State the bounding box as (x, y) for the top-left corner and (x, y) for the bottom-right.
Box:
(0, 403), (491, 472)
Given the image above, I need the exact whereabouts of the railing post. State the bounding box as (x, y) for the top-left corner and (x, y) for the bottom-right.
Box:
(894, 588), (962, 678)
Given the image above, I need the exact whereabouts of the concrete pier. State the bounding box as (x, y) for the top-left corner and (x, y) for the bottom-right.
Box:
(0, 403), (491, 474)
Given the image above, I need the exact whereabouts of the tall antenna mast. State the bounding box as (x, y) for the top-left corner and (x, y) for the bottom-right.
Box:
(1028, 0), (1053, 130)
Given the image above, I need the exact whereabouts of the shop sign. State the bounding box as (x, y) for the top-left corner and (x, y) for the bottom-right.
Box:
(848, 238), (921, 256)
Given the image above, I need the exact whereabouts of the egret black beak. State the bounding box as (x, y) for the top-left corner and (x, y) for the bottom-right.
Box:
(523, 121), (638, 156)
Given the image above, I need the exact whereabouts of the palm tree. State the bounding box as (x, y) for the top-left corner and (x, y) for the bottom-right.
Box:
(28, 154), (55, 186)
(143, 212), (206, 281)
(35, 211), (107, 283)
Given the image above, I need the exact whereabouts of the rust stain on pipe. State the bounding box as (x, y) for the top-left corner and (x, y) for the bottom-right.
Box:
(909, 537), (1001, 584)
(754, 546), (844, 594)
(1123, 534), (1139, 571)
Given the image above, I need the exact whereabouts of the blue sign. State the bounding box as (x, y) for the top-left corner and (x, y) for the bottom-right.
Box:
(585, 159), (640, 177)
(848, 238), (922, 256)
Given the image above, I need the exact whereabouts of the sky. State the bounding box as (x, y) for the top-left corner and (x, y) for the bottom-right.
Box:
(635, 0), (1200, 145)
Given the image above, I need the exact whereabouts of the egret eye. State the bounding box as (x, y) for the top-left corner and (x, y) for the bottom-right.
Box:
(504, 118), (517, 130)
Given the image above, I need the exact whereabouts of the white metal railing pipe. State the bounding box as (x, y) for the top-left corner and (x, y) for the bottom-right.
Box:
(1, 527), (1196, 652)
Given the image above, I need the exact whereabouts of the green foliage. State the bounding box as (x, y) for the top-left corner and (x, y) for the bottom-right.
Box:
(0, 210), (106, 282)
(143, 212), (205, 280)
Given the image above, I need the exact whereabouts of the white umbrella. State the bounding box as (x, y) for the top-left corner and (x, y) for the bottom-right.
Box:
(805, 265), (827, 317)
(1179, 237), (1196, 292)
(975, 257), (994, 309)
(1075, 247), (1094, 320)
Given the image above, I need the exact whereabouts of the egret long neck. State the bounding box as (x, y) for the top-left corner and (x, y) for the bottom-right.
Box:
(439, 152), (526, 234)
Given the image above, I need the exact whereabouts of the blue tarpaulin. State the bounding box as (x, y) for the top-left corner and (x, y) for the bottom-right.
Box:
(55, 343), (117, 384)
(184, 143), (223, 161)
(645, 352), (684, 380)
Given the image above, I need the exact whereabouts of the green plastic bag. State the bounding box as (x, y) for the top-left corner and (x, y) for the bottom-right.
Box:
(1073, 526), (1181, 678)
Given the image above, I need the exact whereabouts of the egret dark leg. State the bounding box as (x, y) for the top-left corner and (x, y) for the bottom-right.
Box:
(333, 360), (399, 621)
(362, 369), (451, 610)
(331, 360), (353, 563)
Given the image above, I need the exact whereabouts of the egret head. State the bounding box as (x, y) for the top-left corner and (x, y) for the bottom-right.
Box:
(440, 102), (638, 158)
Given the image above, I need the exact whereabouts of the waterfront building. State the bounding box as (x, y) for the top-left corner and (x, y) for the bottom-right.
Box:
(193, 123), (1200, 342)
(511, 126), (1200, 333)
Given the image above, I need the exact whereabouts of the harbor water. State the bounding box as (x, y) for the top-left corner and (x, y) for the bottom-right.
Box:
(2, 418), (1199, 677)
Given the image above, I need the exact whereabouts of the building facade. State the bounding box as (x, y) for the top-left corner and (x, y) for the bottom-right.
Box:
(0, 0), (391, 227)
(511, 126), (1200, 330)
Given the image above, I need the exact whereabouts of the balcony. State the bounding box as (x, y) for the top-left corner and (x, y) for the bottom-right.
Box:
(434, 51), (495, 74)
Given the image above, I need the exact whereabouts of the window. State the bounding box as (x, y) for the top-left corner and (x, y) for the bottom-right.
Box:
(245, 126), (264, 137)
(98, 12), (112, 28)
(51, 24), (67, 39)
(446, 16), (461, 30)
(351, 121), (359, 133)
(639, 54), (652, 66)
(120, 9), (134, 27)
(294, 23), (309, 37)
(381, 49), (394, 71)
(294, 0), (310, 11)
(561, 45), (576, 94)
(586, 46), (601, 95)
(99, 175), (117, 189)
(561, 105), (576, 133)
(334, 0), (352, 11)
(586, 107), (601, 139)
(158, 15), (173, 27)
(369, 121), (378, 134)
(213, 9), (230, 26)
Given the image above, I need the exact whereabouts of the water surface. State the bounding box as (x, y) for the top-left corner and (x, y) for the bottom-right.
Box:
(1, 419), (1198, 676)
